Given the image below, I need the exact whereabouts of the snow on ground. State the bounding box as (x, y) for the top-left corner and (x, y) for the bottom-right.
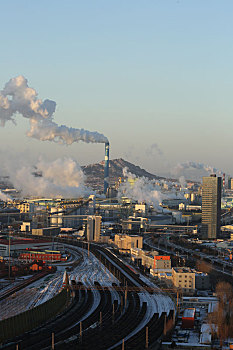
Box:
(0, 245), (121, 321)
(69, 246), (119, 287)
(0, 288), (38, 320)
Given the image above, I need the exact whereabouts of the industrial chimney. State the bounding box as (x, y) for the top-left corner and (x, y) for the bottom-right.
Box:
(104, 142), (110, 194)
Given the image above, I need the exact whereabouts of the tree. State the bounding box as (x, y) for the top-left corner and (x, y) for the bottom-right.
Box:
(208, 281), (233, 346)
(196, 260), (212, 274)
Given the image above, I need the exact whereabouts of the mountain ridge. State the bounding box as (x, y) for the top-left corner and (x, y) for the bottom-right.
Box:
(81, 158), (165, 191)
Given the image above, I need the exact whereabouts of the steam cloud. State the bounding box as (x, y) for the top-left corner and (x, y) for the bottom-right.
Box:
(118, 168), (164, 211)
(0, 191), (12, 202)
(118, 168), (185, 211)
(0, 76), (108, 144)
(5, 157), (93, 198)
(179, 176), (187, 189)
(174, 161), (223, 176)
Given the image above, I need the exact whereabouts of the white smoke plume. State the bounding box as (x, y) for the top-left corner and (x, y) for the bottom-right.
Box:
(0, 76), (108, 144)
(173, 161), (224, 177)
(0, 191), (12, 202)
(118, 168), (164, 211)
(179, 176), (187, 189)
(7, 157), (93, 198)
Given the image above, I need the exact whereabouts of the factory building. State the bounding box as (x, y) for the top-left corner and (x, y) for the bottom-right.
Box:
(14, 201), (35, 214)
(114, 234), (143, 252)
(19, 250), (62, 263)
(0, 238), (52, 257)
(104, 142), (110, 194)
(32, 227), (60, 237)
(201, 175), (221, 240)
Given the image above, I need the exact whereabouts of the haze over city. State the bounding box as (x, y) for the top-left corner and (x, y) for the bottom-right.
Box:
(1, 1), (233, 178)
(1, 1), (233, 349)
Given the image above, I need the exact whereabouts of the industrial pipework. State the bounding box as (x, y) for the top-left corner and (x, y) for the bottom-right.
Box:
(104, 142), (110, 194)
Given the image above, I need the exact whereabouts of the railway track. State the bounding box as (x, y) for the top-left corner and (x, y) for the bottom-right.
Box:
(1, 237), (175, 350)
(0, 272), (48, 302)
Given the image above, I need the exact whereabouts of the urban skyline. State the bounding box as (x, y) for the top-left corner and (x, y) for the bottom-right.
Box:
(1, 1), (233, 348)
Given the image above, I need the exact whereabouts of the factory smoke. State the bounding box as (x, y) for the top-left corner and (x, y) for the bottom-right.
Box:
(179, 176), (187, 189)
(0, 191), (12, 202)
(0, 76), (108, 144)
(173, 161), (224, 177)
(118, 168), (164, 211)
(118, 168), (185, 211)
(4, 157), (93, 198)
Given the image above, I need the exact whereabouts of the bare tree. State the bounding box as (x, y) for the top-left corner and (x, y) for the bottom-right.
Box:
(208, 281), (233, 347)
(196, 260), (212, 274)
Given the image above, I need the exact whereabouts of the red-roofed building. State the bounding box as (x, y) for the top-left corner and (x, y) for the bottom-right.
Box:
(0, 237), (52, 257)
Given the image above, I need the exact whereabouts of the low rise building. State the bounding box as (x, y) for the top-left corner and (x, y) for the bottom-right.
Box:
(19, 250), (62, 262)
(172, 267), (195, 295)
(32, 227), (60, 237)
(195, 271), (210, 290)
(20, 222), (32, 232)
(0, 238), (51, 257)
(131, 248), (171, 270)
(114, 234), (143, 252)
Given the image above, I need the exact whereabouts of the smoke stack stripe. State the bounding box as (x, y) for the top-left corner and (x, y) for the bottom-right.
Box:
(104, 142), (110, 194)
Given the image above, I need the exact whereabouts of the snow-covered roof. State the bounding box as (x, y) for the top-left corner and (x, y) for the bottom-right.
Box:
(183, 308), (195, 318)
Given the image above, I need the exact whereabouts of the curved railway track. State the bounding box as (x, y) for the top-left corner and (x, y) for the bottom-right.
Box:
(1, 237), (175, 350)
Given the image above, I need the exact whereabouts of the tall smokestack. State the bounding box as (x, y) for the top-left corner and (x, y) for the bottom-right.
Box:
(104, 142), (110, 194)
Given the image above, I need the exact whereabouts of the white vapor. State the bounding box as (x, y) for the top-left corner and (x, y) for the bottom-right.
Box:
(173, 161), (224, 177)
(118, 168), (164, 211)
(7, 157), (93, 198)
(0, 191), (12, 202)
(0, 76), (108, 144)
(179, 176), (187, 188)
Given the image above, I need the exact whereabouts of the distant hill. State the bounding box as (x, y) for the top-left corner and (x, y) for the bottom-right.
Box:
(81, 158), (165, 191)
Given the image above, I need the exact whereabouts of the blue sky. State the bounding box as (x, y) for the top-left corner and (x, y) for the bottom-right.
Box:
(1, 0), (233, 177)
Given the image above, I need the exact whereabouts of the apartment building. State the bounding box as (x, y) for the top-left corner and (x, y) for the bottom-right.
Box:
(172, 267), (195, 295)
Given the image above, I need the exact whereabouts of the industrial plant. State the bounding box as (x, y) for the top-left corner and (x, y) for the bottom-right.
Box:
(0, 77), (233, 349)
(0, 140), (233, 349)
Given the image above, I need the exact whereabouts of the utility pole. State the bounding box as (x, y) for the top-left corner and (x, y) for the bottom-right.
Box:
(145, 326), (149, 348)
(51, 332), (55, 350)
(8, 233), (11, 279)
(124, 283), (128, 306)
(163, 314), (167, 335)
(112, 302), (115, 324)
(122, 339), (125, 350)
(121, 296), (123, 313)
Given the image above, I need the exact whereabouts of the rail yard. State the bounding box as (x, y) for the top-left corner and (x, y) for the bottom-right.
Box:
(0, 237), (175, 349)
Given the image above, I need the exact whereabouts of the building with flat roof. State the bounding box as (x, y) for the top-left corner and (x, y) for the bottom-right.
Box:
(86, 216), (102, 241)
(201, 175), (221, 240)
(0, 238), (51, 257)
(172, 267), (195, 295)
(114, 234), (143, 252)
